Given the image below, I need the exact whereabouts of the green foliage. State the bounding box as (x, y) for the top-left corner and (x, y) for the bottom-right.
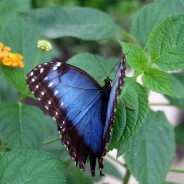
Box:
(0, 0), (183, 183)
(0, 102), (46, 149)
(122, 110), (175, 184)
(148, 14), (184, 71)
(0, 149), (68, 184)
(109, 78), (148, 152)
(142, 68), (174, 96)
(119, 41), (148, 72)
(20, 6), (118, 40)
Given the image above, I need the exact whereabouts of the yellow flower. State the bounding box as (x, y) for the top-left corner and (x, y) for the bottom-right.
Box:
(37, 40), (52, 51)
(0, 42), (24, 68)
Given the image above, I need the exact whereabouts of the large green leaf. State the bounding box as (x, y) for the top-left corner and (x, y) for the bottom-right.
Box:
(119, 41), (148, 72)
(0, 0), (30, 29)
(122, 110), (175, 184)
(131, 2), (169, 47)
(108, 78), (148, 151)
(142, 68), (174, 97)
(67, 53), (118, 82)
(0, 77), (18, 102)
(148, 14), (184, 71)
(161, 0), (184, 15)
(0, 149), (68, 184)
(0, 102), (45, 149)
(0, 16), (58, 74)
(67, 167), (93, 184)
(0, 66), (29, 96)
(20, 6), (118, 40)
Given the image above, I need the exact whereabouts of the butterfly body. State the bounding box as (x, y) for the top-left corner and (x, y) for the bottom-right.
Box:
(26, 56), (126, 176)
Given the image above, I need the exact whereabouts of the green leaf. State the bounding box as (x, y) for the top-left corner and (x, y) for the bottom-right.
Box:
(0, 16), (58, 74)
(161, 0), (184, 15)
(20, 6), (118, 40)
(148, 14), (184, 71)
(0, 102), (45, 149)
(167, 73), (184, 98)
(0, 149), (68, 184)
(0, 77), (18, 102)
(132, 2), (169, 47)
(0, 0), (30, 29)
(142, 68), (174, 96)
(121, 110), (175, 184)
(165, 73), (184, 103)
(0, 66), (29, 96)
(67, 53), (118, 82)
(67, 167), (93, 184)
(108, 78), (148, 151)
(119, 41), (148, 72)
(174, 122), (184, 145)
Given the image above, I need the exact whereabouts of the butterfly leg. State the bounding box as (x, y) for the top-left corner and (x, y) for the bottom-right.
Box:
(89, 155), (96, 176)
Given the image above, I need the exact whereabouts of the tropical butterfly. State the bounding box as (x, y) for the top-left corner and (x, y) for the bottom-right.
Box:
(26, 54), (126, 176)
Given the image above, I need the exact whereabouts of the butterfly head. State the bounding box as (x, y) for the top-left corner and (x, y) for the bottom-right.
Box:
(104, 77), (112, 87)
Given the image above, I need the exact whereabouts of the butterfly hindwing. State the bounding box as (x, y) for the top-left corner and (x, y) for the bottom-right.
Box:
(26, 61), (105, 176)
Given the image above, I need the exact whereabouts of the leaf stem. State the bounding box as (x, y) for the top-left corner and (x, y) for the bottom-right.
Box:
(170, 168), (184, 173)
(118, 28), (139, 45)
(43, 137), (60, 145)
(106, 154), (126, 168)
(123, 169), (131, 184)
(34, 50), (43, 67)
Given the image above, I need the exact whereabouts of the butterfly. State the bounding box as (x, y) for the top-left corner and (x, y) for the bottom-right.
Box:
(26, 55), (126, 176)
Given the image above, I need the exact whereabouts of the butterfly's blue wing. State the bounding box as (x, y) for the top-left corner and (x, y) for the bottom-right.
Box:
(100, 56), (126, 164)
(26, 61), (104, 176)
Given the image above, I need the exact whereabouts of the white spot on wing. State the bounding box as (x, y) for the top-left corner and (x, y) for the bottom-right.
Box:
(41, 91), (44, 96)
(56, 62), (61, 67)
(31, 78), (35, 82)
(53, 66), (58, 71)
(54, 90), (59, 95)
(44, 76), (48, 81)
(30, 72), (33, 76)
(48, 82), (53, 87)
(40, 68), (44, 73)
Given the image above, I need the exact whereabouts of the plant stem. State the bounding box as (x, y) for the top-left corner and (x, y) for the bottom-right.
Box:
(34, 50), (43, 67)
(149, 103), (173, 106)
(106, 154), (126, 168)
(170, 168), (184, 173)
(123, 169), (131, 184)
(43, 137), (60, 145)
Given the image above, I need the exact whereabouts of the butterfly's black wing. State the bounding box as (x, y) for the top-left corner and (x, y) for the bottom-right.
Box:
(26, 60), (104, 176)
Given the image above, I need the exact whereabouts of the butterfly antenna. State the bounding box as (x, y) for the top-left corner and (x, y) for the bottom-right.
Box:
(93, 55), (108, 78)
(108, 58), (121, 78)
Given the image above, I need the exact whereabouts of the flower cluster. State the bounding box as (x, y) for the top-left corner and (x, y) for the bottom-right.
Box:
(37, 40), (52, 51)
(0, 42), (24, 68)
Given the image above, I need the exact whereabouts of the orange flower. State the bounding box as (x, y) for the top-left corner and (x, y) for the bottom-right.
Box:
(0, 42), (24, 68)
